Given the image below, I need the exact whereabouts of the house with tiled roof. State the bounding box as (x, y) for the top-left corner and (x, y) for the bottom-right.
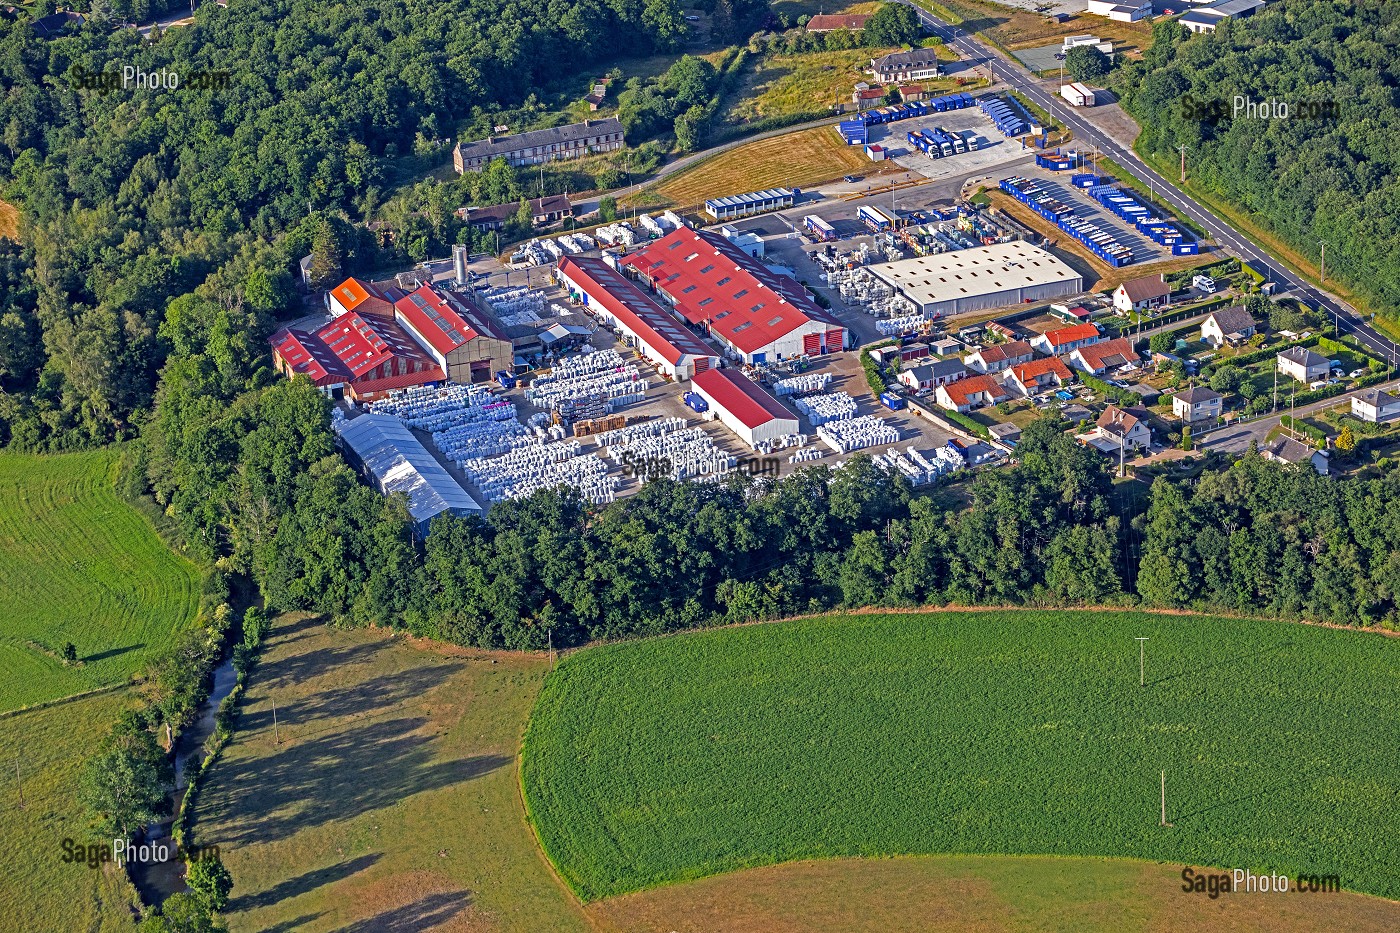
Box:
(1352, 388), (1400, 424)
(622, 228), (843, 364)
(1171, 386), (1222, 423)
(1068, 336), (1137, 375)
(936, 373), (1011, 412)
(1030, 322), (1101, 355)
(1201, 305), (1257, 348)
(1079, 404), (1152, 453)
(1261, 436), (1328, 475)
(899, 358), (966, 392)
(1004, 356), (1073, 395)
(1112, 274), (1172, 314)
(963, 339), (1033, 374)
(1277, 346), (1329, 384)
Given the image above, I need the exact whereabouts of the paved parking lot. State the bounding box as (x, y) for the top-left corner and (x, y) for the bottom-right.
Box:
(1027, 173), (1175, 264)
(870, 109), (1038, 181)
(1013, 43), (1068, 74)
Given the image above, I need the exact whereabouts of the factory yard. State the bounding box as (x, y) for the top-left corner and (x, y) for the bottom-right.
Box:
(872, 106), (1038, 181)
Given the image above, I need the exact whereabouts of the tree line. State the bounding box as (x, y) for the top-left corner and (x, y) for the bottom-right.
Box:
(1115, 1), (1400, 319)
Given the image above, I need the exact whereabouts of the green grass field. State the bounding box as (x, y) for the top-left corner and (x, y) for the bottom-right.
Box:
(192, 615), (587, 933)
(0, 451), (201, 712)
(0, 690), (144, 932)
(522, 610), (1399, 901)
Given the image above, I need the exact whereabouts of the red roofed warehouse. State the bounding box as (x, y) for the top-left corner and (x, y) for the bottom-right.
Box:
(271, 309), (445, 401)
(328, 276), (396, 318)
(691, 368), (799, 449)
(622, 228), (844, 365)
(392, 284), (514, 383)
(555, 256), (720, 381)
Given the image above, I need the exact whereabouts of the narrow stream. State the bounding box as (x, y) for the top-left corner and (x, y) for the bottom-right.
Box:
(128, 655), (239, 906)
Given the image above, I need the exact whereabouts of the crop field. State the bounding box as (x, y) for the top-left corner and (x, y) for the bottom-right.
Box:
(191, 615), (587, 933)
(0, 690), (143, 932)
(522, 610), (1399, 902)
(0, 451), (201, 712)
(649, 126), (878, 207)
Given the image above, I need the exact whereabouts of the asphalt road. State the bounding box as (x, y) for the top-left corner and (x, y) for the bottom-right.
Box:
(1199, 378), (1400, 454)
(895, 0), (1400, 364)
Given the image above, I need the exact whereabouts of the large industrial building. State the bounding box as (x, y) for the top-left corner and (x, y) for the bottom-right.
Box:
(273, 277), (514, 399)
(452, 118), (625, 172)
(690, 368), (799, 449)
(865, 242), (1084, 318)
(623, 228), (844, 364)
(334, 414), (482, 536)
(554, 256), (720, 381)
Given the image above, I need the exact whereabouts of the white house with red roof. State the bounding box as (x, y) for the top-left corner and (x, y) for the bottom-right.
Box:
(1030, 322), (1101, 356)
(1067, 336), (1137, 375)
(936, 374), (1012, 412)
(392, 284), (514, 384)
(963, 339), (1034, 374)
(622, 228), (844, 365)
(690, 368), (799, 448)
(555, 256), (719, 381)
(1003, 356), (1073, 395)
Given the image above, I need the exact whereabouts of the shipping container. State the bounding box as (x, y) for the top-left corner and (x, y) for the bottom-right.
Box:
(804, 215), (837, 242)
(880, 391), (907, 411)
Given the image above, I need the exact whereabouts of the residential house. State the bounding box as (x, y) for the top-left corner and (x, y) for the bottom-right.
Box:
(963, 339), (1034, 374)
(899, 359), (966, 391)
(1004, 356), (1073, 396)
(1031, 322), (1101, 356)
(453, 118), (624, 173)
(1276, 346), (1330, 384)
(937, 374), (1011, 413)
(988, 422), (1021, 445)
(871, 50), (942, 83)
(1061, 404), (1094, 424)
(1080, 405), (1152, 453)
(1112, 274), (1172, 314)
(1171, 386), (1223, 423)
(1261, 436), (1328, 475)
(806, 13), (872, 31)
(1351, 388), (1400, 424)
(458, 194), (574, 231)
(1068, 336), (1137, 376)
(1201, 306), (1257, 348)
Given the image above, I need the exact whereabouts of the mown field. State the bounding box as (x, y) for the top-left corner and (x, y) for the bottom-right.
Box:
(649, 125), (879, 207)
(0, 198), (17, 241)
(589, 854), (1400, 933)
(0, 690), (144, 932)
(192, 615), (587, 933)
(522, 610), (1399, 902)
(0, 451), (201, 712)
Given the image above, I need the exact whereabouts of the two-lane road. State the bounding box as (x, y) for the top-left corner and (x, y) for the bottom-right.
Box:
(896, 1), (1398, 363)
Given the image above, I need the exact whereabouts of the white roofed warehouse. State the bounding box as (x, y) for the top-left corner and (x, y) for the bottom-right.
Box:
(704, 188), (794, 221)
(334, 414), (483, 536)
(864, 242), (1083, 318)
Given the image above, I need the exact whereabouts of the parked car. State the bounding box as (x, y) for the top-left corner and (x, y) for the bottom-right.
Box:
(1349, 368), (1368, 378)
(843, 174), (860, 183)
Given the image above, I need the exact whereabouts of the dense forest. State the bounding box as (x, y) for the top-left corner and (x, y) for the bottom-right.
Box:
(0, 0), (696, 446)
(1116, 1), (1400, 317)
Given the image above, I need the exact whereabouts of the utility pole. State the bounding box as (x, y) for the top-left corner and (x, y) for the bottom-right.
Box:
(1135, 637), (1148, 687)
(1160, 770), (1173, 826)
(1318, 241), (1326, 284)
(272, 702), (280, 746)
(548, 630), (555, 671)
(1178, 145), (1189, 183)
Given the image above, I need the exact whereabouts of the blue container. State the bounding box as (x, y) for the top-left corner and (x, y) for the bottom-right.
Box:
(683, 391), (708, 413)
(880, 391), (907, 411)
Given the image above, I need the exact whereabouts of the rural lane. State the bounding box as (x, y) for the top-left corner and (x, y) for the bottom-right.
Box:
(894, 0), (1400, 365)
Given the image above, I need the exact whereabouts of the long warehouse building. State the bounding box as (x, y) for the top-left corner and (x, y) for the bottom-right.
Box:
(690, 368), (799, 449)
(623, 228), (844, 365)
(555, 256), (720, 381)
(334, 414), (483, 536)
(865, 242), (1083, 318)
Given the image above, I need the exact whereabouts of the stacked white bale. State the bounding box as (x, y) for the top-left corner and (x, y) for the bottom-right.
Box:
(772, 372), (832, 397)
(794, 392), (858, 426)
(817, 414), (899, 453)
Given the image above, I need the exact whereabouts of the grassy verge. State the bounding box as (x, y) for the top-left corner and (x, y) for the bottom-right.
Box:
(0, 451), (201, 712)
(0, 690), (144, 930)
(523, 609), (1398, 901)
(191, 615), (586, 933)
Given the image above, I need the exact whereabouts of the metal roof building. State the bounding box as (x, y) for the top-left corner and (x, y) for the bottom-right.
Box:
(334, 414), (482, 535)
(690, 368), (799, 448)
(622, 228), (843, 364)
(556, 256), (720, 380)
(865, 242), (1083, 318)
(703, 188), (794, 221)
